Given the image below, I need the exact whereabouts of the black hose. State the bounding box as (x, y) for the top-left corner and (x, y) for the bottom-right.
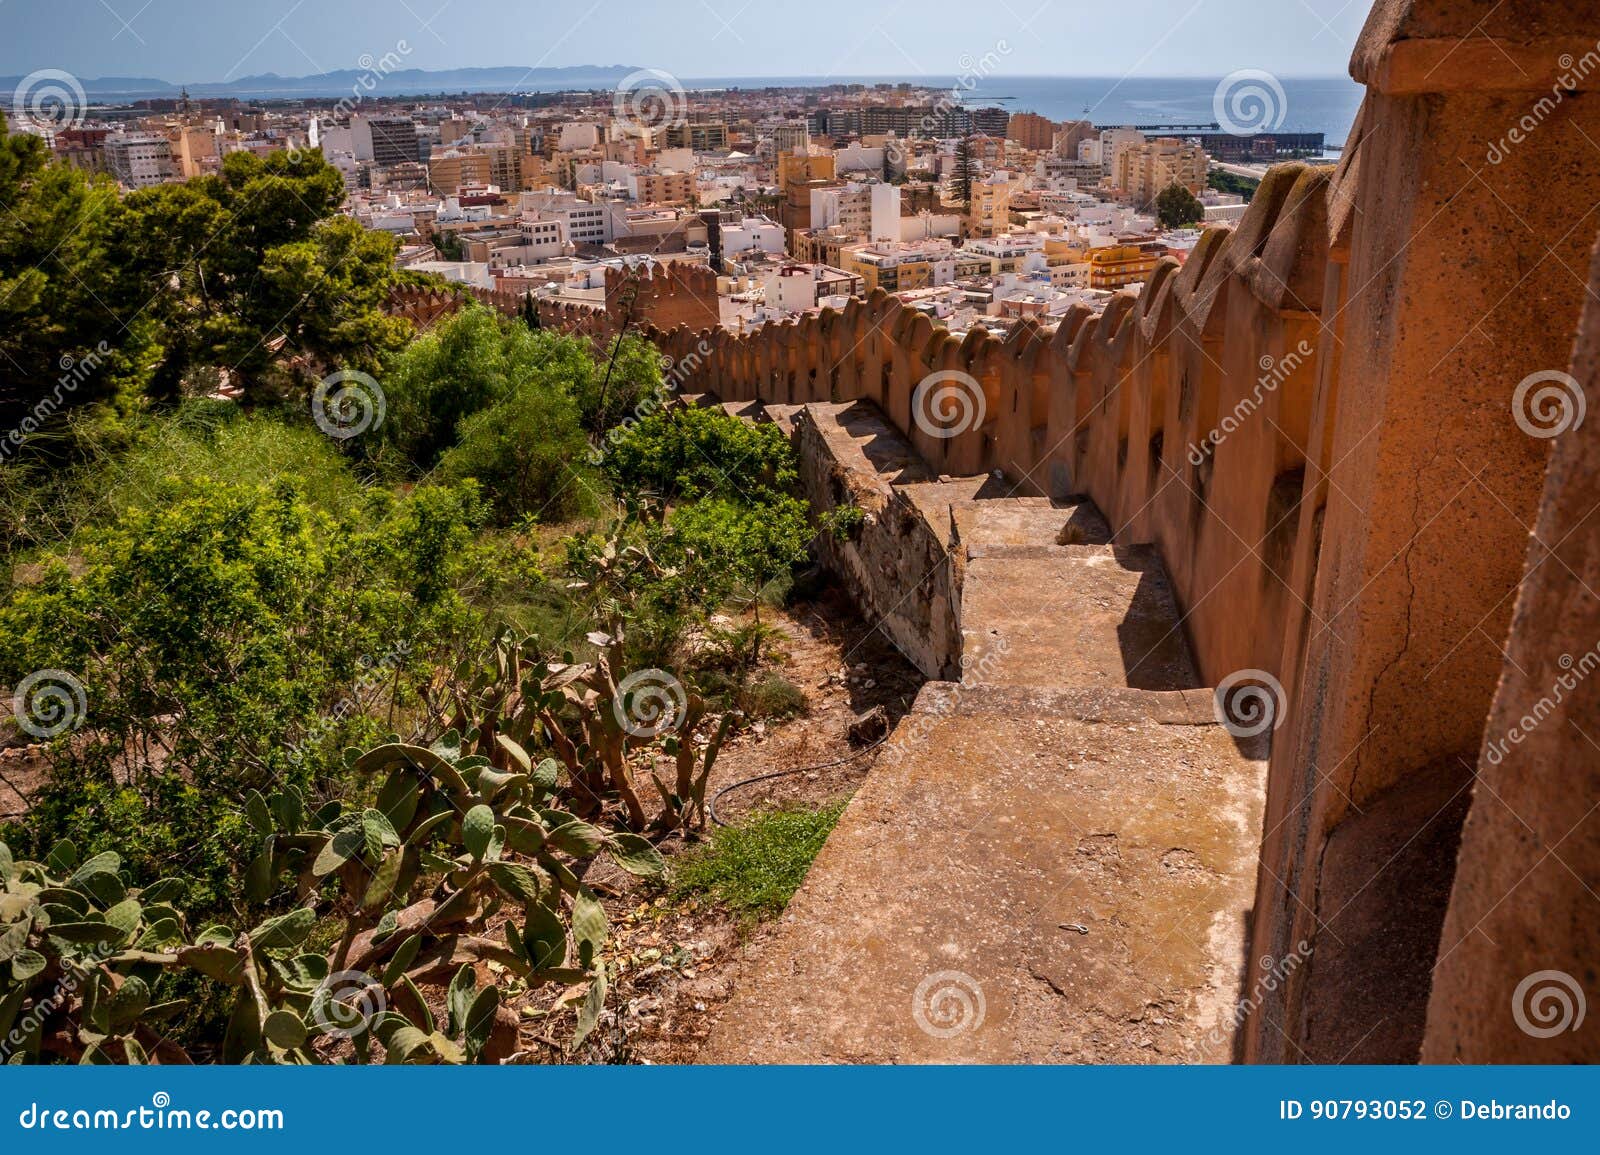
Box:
(707, 735), (889, 827)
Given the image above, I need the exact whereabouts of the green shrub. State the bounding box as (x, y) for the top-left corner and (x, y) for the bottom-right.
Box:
(604, 406), (798, 504)
(671, 800), (847, 922)
(0, 476), (490, 913)
(436, 372), (598, 527)
(741, 673), (809, 722)
(0, 405), (363, 565)
(378, 307), (602, 475)
(661, 495), (813, 620)
(819, 502), (865, 543)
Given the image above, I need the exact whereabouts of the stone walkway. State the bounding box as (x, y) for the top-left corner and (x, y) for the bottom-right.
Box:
(697, 399), (1268, 1063)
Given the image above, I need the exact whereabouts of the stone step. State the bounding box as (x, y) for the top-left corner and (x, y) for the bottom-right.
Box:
(960, 545), (1203, 692)
(698, 683), (1268, 1064)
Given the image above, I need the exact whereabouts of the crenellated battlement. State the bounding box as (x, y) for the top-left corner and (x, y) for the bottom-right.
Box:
(385, 257), (719, 343)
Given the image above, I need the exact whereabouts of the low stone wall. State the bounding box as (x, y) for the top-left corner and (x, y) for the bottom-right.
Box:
(791, 401), (961, 681)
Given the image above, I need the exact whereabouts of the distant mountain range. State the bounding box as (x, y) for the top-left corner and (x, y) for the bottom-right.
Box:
(1, 66), (645, 102)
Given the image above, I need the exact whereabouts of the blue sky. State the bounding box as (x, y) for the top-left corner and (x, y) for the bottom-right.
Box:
(3, 0), (1370, 82)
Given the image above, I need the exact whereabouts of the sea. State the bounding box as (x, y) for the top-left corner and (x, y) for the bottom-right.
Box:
(679, 74), (1365, 149)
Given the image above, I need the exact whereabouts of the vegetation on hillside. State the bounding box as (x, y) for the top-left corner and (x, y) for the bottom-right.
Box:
(0, 129), (830, 1063)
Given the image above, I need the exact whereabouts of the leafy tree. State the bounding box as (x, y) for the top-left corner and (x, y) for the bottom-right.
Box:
(1155, 182), (1206, 229)
(0, 113), (143, 429)
(1, 126), (407, 438)
(576, 334), (666, 436)
(113, 149), (402, 397)
(255, 216), (412, 378)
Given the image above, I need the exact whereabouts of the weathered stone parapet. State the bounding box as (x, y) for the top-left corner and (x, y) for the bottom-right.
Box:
(1421, 234), (1600, 1064)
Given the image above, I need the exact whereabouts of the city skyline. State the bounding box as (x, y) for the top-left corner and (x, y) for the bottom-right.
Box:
(4, 0), (1369, 86)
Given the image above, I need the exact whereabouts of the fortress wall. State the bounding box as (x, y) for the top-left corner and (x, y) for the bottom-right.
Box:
(386, 259), (721, 344)
(640, 0), (1600, 1062)
(368, 0), (1600, 1062)
(1422, 234), (1600, 1063)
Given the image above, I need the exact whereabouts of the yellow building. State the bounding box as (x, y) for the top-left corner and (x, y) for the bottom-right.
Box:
(428, 151), (493, 195)
(170, 125), (218, 179)
(1088, 244), (1159, 290)
(968, 175), (1015, 238)
(778, 151), (838, 237)
(1112, 137), (1208, 205)
(637, 170), (694, 205)
(839, 241), (963, 293)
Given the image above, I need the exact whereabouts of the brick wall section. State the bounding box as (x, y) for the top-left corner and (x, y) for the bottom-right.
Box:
(386, 260), (719, 342)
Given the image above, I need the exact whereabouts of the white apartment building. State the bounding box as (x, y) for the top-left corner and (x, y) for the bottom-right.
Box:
(811, 183), (875, 234)
(105, 134), (175, 188)
(519, 190), (612, 246)
(515, 216), (569, 260)
(557, 123), (602, 151)
(720, 217), (786, 256)
(1098, 128), (1147, 182)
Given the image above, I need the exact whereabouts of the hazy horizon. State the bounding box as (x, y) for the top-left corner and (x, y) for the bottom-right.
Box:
(5, 1), (1368, 88)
